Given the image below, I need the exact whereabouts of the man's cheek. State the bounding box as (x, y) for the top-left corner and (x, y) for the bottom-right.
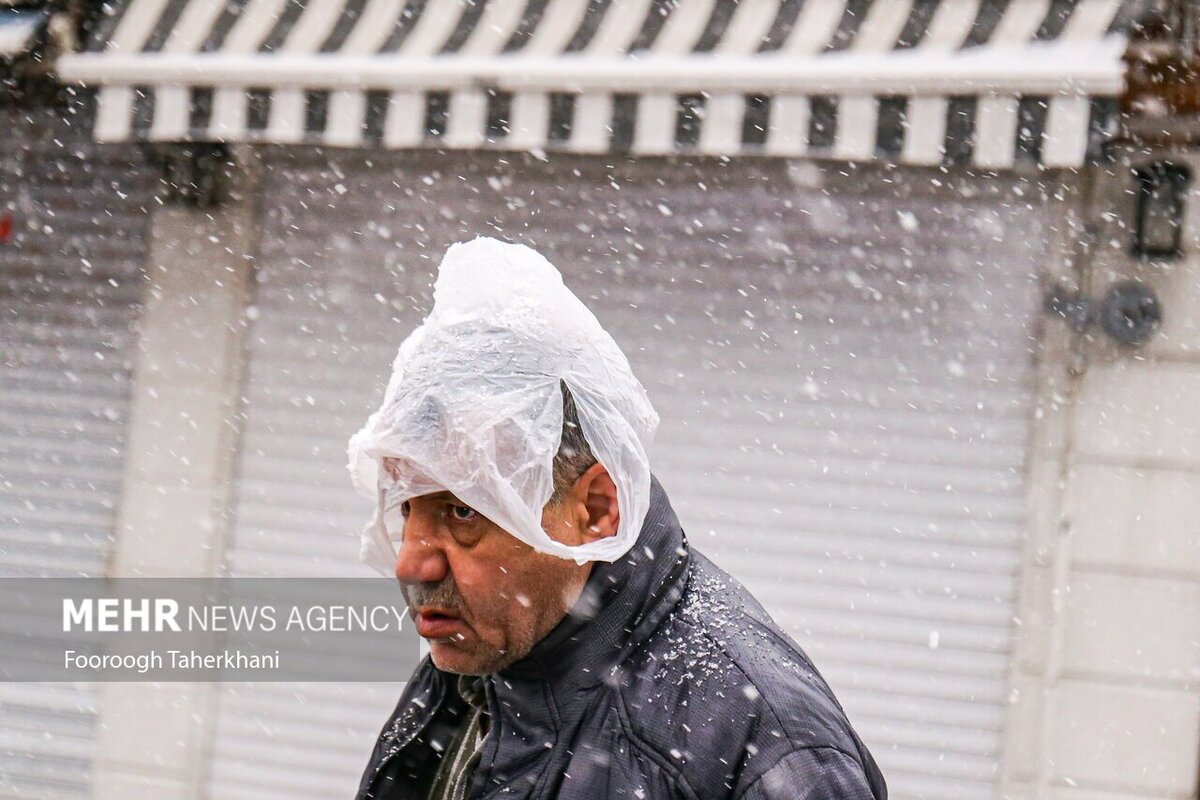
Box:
(488, 585), (527, 609)
(458, 589), (504, 628)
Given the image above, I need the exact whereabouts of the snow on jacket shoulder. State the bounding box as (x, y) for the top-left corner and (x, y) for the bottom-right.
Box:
(357, 475), (888, 800)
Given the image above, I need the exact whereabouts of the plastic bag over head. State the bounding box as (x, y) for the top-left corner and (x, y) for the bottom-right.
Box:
(347, 236), (659, 574)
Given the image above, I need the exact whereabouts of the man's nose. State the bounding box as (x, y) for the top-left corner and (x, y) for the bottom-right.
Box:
(393, 512), (449, 585)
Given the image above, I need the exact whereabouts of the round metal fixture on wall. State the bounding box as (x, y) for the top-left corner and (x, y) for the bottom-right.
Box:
(1099, 280), (1162, 346)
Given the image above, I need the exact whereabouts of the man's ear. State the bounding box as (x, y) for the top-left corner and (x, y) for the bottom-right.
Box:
(572, 462), (620, 543)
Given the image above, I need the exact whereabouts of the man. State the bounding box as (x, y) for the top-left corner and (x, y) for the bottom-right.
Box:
(349, 237), (887, 799)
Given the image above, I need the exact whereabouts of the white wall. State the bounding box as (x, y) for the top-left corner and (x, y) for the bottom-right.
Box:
(93, 150), (260, 800)
(1000, 152), (1200, 800)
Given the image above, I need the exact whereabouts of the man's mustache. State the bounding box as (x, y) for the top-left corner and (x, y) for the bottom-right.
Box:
(401, 576), (466, 614)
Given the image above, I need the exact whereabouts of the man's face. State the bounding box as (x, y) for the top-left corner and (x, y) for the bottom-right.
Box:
(388, 460), (615, 675)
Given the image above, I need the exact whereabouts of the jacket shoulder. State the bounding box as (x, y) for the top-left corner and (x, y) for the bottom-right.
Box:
(610, 552), (875, 797)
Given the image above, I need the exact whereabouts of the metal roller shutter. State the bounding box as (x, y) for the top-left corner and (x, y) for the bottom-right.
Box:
(213, 149), (1043, 800)
(0, 108), (154, 797)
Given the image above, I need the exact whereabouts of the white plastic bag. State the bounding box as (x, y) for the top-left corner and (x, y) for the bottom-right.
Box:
(347, 236), (659, 574)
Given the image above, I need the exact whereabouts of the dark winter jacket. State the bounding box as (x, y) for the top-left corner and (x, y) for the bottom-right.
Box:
(357, 474), (888, 799)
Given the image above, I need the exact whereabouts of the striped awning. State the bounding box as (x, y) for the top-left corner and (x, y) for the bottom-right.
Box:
(57, 0), (1146, 169)
(0, 8), (48, 58)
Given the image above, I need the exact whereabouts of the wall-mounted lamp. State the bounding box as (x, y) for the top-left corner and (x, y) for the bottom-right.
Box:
(1133, 161), (1190, 259)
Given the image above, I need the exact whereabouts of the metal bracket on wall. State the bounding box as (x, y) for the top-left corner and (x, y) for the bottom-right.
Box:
(140, 143), (231, 208)
(1044, 279), (1163, 347)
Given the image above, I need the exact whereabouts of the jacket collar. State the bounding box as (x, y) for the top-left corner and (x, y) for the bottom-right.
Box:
(487, 472), (690, 714)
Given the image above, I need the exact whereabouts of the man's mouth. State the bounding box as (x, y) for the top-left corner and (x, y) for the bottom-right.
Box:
(413, 607), (464, 639)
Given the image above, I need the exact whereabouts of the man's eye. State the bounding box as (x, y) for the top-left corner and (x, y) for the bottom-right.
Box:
(400, 501), (410, 518)
(450, 505), (477, 522)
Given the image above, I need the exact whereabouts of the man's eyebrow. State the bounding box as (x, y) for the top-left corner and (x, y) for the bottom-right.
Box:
(420, 490), (462, 503)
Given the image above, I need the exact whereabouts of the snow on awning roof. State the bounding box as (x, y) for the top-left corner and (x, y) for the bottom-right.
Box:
(0, 8), (48, 59)
(57, 0), (1148, 169)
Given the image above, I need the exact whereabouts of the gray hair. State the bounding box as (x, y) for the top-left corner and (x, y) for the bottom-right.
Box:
(551, 380), (597, 501)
